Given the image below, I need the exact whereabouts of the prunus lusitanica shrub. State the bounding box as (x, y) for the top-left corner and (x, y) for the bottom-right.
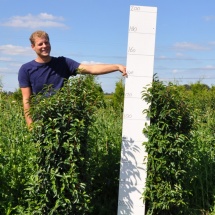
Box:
(142, 77), (194, 215)
(26, 75), (104, 214)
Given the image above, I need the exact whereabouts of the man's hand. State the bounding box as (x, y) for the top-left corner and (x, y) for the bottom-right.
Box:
(117, 64), (127, 77)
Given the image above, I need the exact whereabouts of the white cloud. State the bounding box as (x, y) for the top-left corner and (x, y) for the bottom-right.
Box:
(1, 13), (68, 29)
(0, 67), (10, 72)
(156, 54), (194, 61)
(0, 57), (12, 62)
(201, 65), (215, 70)
(173, 42), (209, 51)
(208, 41), (215, 46)
(172, 69), (180, 74)
(203, 15), (215, 21)
(80, 60), (103, 64)
(0, 44), (32, 55)
(175, 52), (184, 57)
(183, 65), (215, 73)
(157, 55), (167, 59)
(0, 64), (21, 75)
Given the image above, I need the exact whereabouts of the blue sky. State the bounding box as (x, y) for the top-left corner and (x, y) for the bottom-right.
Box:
(0, 0), (215, 93)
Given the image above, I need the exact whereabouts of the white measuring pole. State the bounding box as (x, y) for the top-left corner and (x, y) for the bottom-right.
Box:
(117, 5), (157, 215)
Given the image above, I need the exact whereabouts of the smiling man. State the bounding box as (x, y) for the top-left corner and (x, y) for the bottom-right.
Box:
(18, 30), (127, 128)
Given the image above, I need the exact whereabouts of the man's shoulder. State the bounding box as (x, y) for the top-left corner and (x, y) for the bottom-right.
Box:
(52, 56), (67, 62)
(49, 56), (65, 64)
(52, 56), (79, 65)
(20, 60), (36, 69)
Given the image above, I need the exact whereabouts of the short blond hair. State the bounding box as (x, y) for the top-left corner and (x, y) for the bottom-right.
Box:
(29, 30), (50, 45)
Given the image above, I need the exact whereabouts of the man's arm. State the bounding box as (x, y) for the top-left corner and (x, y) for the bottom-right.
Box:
(78, 64), (127, 76)
(20, 87), (33, 128)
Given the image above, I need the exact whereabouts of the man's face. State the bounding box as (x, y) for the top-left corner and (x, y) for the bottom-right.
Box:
(31, 36), (51, 57)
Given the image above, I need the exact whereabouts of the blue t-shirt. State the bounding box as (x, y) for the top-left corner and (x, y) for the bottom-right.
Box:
(18, 56), (80, 94)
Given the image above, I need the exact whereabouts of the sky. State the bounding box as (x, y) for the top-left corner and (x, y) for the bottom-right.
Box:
(0, 0), (215, 93)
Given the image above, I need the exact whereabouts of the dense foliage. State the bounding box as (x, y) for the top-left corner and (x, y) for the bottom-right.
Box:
(0, 76), (123, 214)
(1, 75), (215, 214)
(143, 77), (215, 215)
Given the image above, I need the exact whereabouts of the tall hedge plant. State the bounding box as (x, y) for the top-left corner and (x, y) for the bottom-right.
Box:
(25, 75), (104, 214)
(142, 77), (194, 215)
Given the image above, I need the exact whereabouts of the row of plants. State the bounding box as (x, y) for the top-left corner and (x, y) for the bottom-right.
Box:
(1, 75), (215, 214)
(0, 76), (123, 214)
(143, 77), (215, 214)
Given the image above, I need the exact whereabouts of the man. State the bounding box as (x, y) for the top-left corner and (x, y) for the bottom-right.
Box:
(18, 30), (127, 128)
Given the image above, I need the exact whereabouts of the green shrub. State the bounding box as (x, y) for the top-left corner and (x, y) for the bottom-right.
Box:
(22, 75), (104, 214)
(2, 74), (215, 214)
(142, 77), (194, 214)
(0, 92), (34, 214)
(111, 79), (125, 111)
(0, 75), (123, 215)
(88, 105), (122, 214)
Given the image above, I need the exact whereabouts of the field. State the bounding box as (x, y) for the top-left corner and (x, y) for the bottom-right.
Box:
(1, 75), (215, 214)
